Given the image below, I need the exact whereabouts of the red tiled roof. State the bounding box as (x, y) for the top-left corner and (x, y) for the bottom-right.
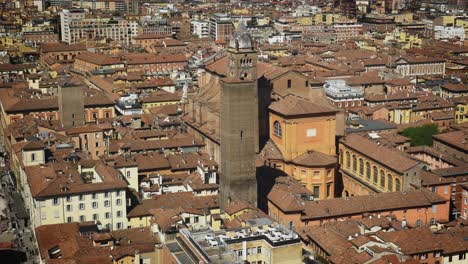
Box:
(292, 150), (337, 167)
(441, 83), (468, 93)
(433, 129), (468, 152)
(76, 52), (122, 66)
(340, 133), (420, 173)
(25, 161), (128, 198)
(140, 90), (181, 103)
(41, 43), (86, 53)
(300, 189), (446, 221)
(125, 53), (187, 65)
(269, 94), (338, 116)
(132, 33), (171, 40)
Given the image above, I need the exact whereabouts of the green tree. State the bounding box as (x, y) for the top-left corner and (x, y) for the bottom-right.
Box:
(402, 124), (439, 146)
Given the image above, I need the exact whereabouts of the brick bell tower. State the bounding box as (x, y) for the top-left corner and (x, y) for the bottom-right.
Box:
(220, 20), (258, 210)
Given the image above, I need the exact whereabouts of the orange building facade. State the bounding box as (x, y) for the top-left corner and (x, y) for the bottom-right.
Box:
(268, 179), (450, 229)
(262, 95), (338, 200)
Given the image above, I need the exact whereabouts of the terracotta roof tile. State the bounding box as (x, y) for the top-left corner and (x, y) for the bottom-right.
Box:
(124, 53), (186, 65)
(36, 223), (160, 264)
(25, 161), (128, 198)
(292, 150), (337, 167)
(267, 177), (313, 213)
(147, 104), (180, 116)
(76, 52), (122, 66)
(340, 134), (420, 173)
(300, 189), (446, 221)
(22, 140), (45, 150)
(365, 91), (422, 103)
(269, 94), (338, 116)
(41, 43), (86, 53)
(224, 200), (256, 215)
(127, 192), (218, 218)
(433, 129), (468, 152)
(377, 227), (468, 255)
(140, 90), (181, 103)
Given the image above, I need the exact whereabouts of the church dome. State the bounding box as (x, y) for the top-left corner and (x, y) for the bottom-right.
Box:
(229, 20), (253, 50)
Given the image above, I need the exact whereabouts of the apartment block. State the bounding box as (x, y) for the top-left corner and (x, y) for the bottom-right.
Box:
(395, 56), (446, 77)
(23, 161), (128, 230)
(60, 9), (138, 45)
(192, 20), (209, 38)
(209, 13), (234, 43)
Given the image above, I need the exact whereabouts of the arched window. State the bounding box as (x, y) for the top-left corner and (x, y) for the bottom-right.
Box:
(380, 170), (385, 188)
(366, 162), (371, 180)
(339, 150), (343, 164)
(395, 178), (401, 191)
(373, 166), (378, 185)
(346, 151), (350, 169)
(273, 121), (282, 137)
(387, 174), (393, 191)
(352, 155), (357, 172)
(359, 158), (364, 176)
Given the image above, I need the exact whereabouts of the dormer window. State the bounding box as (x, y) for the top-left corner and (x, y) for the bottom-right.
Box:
(48, 245), (62, 259)
(274, 121), (282, 138)
(31, 153), (36, 161)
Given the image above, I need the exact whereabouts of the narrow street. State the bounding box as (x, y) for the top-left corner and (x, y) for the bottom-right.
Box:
(0, 167), (39, 264)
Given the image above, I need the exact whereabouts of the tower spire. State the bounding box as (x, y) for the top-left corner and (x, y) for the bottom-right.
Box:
(227, 19), (256, 81)
(238, 17), (247, 33)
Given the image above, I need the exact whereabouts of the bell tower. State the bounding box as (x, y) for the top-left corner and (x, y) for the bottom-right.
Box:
(227, 22), (257, 81)
(219, 20), (258, 210)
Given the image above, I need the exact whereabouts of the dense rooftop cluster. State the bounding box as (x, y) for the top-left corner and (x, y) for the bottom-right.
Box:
(0, 0), (467, 263)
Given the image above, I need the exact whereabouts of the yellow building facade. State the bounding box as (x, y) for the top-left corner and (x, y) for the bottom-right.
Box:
(454, 99), (467, 124)
(339, 146), (402, 196)
(232, 8), (250, 15)
(313, 13), (341, 25)
(0, 36), (21, 47)
(455, 18), (468, 32)
(297, 16), (313, 26)
(384, 29), (422, 49)
(128, 215), (152, 228)
(266, 95), (338, 199)
(388, 106), (412, 124)
(291, 161), (335, 199)
(30, 187), (127, 230)
(270, 112), (336, 161)
(338, 134), (424, 197)
(142, 100), (179, 111)
(394, 13), (414, 24)
(229, 237), (303, 264)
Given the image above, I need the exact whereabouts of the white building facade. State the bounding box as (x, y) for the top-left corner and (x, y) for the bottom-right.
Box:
(434, 25), (465, 41)
(60, 9), (138, 45)
(192, 20), (209, 38)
